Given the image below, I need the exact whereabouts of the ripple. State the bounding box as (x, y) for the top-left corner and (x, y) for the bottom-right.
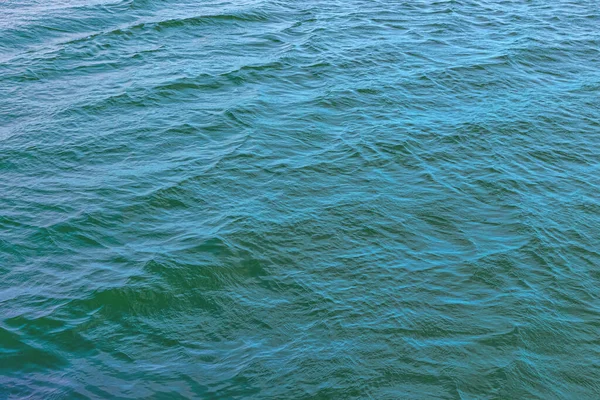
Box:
(2, 0), (600, 398)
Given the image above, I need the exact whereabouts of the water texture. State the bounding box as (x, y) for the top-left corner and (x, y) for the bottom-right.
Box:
(1, 0), (600, 398)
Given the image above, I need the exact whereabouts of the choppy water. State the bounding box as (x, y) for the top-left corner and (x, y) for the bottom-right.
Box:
(2, 0), (600, 398)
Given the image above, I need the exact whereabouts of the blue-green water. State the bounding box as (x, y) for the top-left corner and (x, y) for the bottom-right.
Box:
(1, 0), (600, 398)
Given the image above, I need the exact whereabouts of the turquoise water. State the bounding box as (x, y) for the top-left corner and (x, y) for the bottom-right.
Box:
(1, 0), (600, 398)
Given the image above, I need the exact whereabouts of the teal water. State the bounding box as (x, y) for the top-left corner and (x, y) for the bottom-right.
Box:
(1, 0), (600, 398)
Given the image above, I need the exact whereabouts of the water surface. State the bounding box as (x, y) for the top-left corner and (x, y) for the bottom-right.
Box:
(1, 0), (600, 398)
